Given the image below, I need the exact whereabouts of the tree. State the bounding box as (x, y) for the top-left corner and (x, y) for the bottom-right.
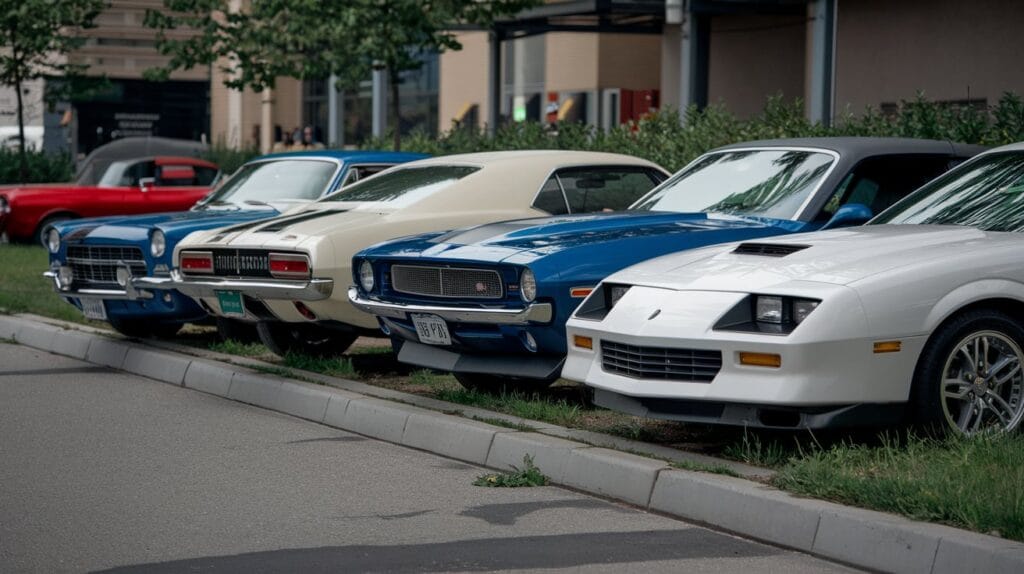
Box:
(0, 0), (105, 182)
(145, 0), (538, 150)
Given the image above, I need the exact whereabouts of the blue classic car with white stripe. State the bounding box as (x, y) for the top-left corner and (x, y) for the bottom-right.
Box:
(45, 150), (427, 338)
(350, 138), (983, 392)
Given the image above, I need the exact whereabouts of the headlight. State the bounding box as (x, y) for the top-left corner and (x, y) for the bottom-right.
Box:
(150, 230), (166, 258)
(715, 295), (821, 334)
(792, 299), (820, 324)
(520, 268), (537, 302)
(755, 296), (784, 323)
(46, 228), (60, 253)
(358, 260), (375, 292)
(608, 285), (630, 309)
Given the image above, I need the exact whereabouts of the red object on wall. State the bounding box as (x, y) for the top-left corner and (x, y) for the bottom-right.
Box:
(619, 89), (660, 125)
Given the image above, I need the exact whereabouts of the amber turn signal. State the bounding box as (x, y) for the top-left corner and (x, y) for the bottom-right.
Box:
(573, 335), (593, 350)
(570, 287), (594, 298)
(873, 341), (902, 353)
(738, 352), (781, 368)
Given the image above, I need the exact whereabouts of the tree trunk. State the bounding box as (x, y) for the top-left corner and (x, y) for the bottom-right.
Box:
(390, 68), (401, 151)
(14, 75), (28, 184)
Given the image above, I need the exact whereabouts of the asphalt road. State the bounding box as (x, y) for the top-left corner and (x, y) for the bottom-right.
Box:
(0, 342), (859, 573)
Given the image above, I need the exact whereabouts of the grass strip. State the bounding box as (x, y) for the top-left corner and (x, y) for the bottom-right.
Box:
(0, 244), (99, 325)
(775, 433), (1024, 541)
(282, 352), (358, 378)
(436, 387), (582, 428)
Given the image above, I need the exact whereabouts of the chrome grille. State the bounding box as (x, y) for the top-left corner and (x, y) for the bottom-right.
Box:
(601, 341), (722, 383)
(391, 265), (503, 299)
(67, 245), (146, 287)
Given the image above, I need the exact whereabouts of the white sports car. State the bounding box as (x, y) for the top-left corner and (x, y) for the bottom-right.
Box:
(563, 142), (1024, 435)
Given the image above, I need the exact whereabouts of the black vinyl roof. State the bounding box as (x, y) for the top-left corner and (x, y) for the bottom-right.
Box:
(714, 137), (987, 159)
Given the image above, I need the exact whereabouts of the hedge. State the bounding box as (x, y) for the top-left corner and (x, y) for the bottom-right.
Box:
(0, 149), (74, 184)
(362, 92), (1024, 172)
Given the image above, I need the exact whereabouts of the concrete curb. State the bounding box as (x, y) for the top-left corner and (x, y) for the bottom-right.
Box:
(5, 313), (1024, 574)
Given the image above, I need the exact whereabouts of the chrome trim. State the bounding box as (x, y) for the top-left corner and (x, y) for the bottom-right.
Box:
(43, 270), (148, 300)
(348, 287), (552, 325)
(391, 264), (504, 299)
(133, 270), (333, 301)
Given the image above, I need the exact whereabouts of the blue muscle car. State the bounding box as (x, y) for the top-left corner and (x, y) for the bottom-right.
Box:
(45, 150), (427, 338)
(350, 138), (983, 392)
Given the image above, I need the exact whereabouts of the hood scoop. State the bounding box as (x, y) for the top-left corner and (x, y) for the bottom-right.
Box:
(253, 209), (346, 233)
(732, 242), (809, 257)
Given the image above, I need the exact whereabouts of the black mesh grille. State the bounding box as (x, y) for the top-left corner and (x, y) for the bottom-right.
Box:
(601, 341), (722, 383)
(391, 265), (503, 299)
(732, 243), (809, 257)
(67, 245), (146, 287)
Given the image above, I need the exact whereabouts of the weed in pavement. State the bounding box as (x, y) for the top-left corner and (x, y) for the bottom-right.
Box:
(474, 455), (549, 488)
(282, 352), (358, 378)
(775, 432), (1024, 541)
(409, 369), (458, 389)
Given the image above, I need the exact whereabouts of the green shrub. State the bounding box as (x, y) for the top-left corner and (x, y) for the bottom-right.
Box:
(202, 140), (261, 175)
(363, 92), (1024, 172)
(0, 149), (74, 184)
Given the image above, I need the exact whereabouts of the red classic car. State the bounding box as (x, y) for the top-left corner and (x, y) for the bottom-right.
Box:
(0, 156), (220, 244)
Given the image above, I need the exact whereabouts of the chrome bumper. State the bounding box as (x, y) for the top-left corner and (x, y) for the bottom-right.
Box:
(43, 270), (149, 300)
(348, 287), (553, 325)
(132, 270), (334, 301)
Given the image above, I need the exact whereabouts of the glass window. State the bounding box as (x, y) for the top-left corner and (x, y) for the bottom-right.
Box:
(99, 159), (156, 187)
(532, 176), (569, 215)
(816, 155), (957, 220)
(872, 152), (1024, 232)
(326, 165), (478, 206)
(559, 167), (663, 213)
(342, 164), (392, 187)
(199, 159), (339, 207)
(194, 166), (220, 186)
(632, 150), (835, 220)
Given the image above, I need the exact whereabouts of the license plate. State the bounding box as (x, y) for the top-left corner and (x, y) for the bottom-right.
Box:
(216, 290), (246, 317)
(411, 313), (451, 346)
(81, 298), (107, 320)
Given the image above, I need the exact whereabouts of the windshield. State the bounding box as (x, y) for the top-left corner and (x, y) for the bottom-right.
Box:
(199, 159), (338, 207)
(872, 151), (1024, 231)
(631, 149), (835, 220)
(97, 161), (133, 187)
(325, 165), (479, 207)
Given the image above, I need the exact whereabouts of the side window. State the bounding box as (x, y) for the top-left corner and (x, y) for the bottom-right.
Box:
(194, 166), (220, 186)
(559, 167), (663, 213)
(817, 155), (957, 220)
(122, 160), (156, 186)
(341, 164), (391, 188)
(531, 176), (569, 215)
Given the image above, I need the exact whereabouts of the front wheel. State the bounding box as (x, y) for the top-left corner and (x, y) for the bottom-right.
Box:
(107, 316), (182, 339)
(910, 309), (1024, 435)
(454, 372), (557, 395)
(256, 321), (357, 357)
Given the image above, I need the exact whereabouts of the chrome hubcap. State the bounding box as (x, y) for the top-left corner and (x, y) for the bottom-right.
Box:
(941, 330), (1024, 435)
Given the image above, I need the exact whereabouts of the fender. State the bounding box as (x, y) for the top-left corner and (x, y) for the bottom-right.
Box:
(924, 278), (1024, 332)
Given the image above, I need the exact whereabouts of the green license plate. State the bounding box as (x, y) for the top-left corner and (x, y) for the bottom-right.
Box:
(216, 290), (245, 317)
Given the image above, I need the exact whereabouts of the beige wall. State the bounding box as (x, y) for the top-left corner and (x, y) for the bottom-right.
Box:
(545, 33), (599, 92)
(438, 32), (491, 130)
(209, 69), (301, 151)
(71, 0), (207, 81)
(598, 34), (661, 90)
(835, 0), (1024, 112)
(707, 14), (806, 118)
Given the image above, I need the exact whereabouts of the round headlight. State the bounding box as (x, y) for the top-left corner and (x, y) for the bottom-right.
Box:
(46, 228), (60, 253)
(358, 260), (375, 292)
(520, 268), (537, 303)
(150, 229), (166, 258)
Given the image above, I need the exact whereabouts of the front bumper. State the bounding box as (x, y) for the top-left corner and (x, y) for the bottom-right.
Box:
(133, 270), (334, 301)
(44, 270), (152, 300)
(348, 287), (553, 325)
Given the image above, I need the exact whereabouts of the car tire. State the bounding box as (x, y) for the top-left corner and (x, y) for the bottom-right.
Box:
(36, 214), (74, 247)
(909, 308), (1024, 435)
(107, 317), (182, 339)
(453, 372), (557, 395)
(215, 317), (260, 343)
(256, 321), (357, 357)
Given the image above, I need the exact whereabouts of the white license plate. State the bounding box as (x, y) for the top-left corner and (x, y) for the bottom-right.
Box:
(411, 313), (451, 346)
(81, 298), (107, 321)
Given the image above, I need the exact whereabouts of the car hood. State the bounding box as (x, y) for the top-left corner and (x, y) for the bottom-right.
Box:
(406, 211), (802, 264)
(614, 224), (999, 291)
(57, 209), (278, 244)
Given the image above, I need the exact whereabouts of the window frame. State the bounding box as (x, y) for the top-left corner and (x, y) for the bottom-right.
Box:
(530, 164), (667, 215)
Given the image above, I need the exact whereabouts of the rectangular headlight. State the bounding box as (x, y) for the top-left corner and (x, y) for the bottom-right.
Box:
(792, 299), (820, 324)
(755, 296), (783, 323)
(608, 285), (630, 309)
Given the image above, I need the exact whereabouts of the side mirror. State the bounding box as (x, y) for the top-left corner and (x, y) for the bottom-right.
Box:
(138, 177), (156, 192)
(822, 203), (873, 230)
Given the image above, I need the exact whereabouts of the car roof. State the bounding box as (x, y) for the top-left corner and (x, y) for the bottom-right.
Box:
(981, 141), (1024, 154)
(254, 150), (430, 163)
(401, 150), (663, 169)
(713, 137), (987, 158)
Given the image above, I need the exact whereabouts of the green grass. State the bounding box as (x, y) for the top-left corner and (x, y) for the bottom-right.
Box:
(775, 433), (1024, 541)
(671, 459), (742, 478)
(350, 345), (393, 355)
(0, 244), (100, 325)
(281, 352), (358, 378)
(721, 429), (808, 468)
(409, 369), (458, 389)
(435, 388), (582, 427)
(208, 339), (267, 357)
(471, 416), (536, 432)
(474, 455), (549, 488)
